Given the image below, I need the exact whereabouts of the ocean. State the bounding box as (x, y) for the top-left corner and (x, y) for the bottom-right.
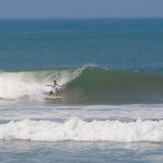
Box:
(0, 18), (163, 162)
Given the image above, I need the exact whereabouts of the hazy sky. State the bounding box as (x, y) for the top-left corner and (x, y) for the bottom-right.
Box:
(0, 0), (163, 18)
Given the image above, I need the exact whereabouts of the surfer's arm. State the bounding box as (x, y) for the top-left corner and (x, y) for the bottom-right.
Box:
(46, 84), (52, 87)
(58, 84), (66, 89)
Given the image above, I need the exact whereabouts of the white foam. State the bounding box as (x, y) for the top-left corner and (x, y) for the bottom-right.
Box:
(0, 118), (163, 142)
(0, 68), (83, 100)
(0, 72), (44, 100)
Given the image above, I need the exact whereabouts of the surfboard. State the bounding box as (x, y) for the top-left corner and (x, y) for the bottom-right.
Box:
(43, 92), (64, 99)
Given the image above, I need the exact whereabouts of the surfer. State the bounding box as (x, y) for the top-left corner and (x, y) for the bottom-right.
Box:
(46, 80), (63, 96)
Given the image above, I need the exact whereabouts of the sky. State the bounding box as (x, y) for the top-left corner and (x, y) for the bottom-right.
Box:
(0, 0), (163, 19)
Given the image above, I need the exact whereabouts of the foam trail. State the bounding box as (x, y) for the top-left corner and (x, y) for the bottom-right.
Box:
(0, 118), (163, 142)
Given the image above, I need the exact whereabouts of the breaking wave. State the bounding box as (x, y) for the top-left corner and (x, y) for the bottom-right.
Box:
(0, 118), (163, 142)
(0, 66), (163, 104)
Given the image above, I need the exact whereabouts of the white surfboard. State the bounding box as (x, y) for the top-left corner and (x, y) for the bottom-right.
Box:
(43, 92), (64, 99)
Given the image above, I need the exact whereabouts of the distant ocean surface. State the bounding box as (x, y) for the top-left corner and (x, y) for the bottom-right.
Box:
(0, 19), (163, 162)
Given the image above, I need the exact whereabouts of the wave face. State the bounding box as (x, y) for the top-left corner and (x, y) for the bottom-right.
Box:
(0, 118), (163, 142)
(66, 67), (163, 104)
(0, 66), (163, 104)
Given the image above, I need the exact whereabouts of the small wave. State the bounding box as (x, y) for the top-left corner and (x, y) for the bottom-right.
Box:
(0, 118), (163, 142)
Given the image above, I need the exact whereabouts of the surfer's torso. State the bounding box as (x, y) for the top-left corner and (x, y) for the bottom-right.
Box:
(51, 84), (59, 93)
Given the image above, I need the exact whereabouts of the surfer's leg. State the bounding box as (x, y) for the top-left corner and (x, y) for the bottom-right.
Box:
(54, 91), (58, 96)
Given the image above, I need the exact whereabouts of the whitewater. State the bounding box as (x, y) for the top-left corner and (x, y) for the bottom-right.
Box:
(0, 67), (83, 101)
(1, 104), (163, 142)
(1, 118), (163, 142)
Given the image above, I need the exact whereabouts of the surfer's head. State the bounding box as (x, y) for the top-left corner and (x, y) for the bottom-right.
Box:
(54, 80), (57, 84)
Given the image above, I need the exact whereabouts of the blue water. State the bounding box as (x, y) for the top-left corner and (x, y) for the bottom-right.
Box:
(0, 19), (163, 73)
(0, 18), (163, 162)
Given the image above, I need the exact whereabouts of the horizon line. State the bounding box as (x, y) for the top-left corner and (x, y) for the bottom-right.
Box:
(0, 17), (163, 20)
